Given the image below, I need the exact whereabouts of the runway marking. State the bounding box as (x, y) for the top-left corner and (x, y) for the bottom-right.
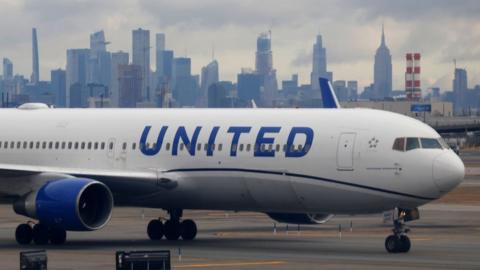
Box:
(174, 260), (286, 268)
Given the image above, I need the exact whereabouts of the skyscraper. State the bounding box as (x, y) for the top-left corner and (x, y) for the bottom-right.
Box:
(311, 35), (332, 90)
(66, 48), (90, 107)
(118, 64), (142, 108)
(237, 69), (262, 105)
(2, 58), (13, 80)
(31, 28), (40, 84)
(453, 68), (467, 115)
(173, 57), (197, 106)
(155, 33), (166, 82)
(373, 24), (392, 99)
(200, 60), (219, 106)
(255, 32), (277, 107)
(110, 51), (129, 107)
(51, 69), (66, 107)
(132, 28), (151, 102)
(88, 31), (111, 89)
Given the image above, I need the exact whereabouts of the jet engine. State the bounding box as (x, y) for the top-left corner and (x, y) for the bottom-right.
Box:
(266, 212), (334, 224)
(13, 178), (113, 231)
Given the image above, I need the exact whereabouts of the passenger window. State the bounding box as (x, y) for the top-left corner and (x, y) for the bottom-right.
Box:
(94, 142), (98, 150)
(166, 143), (171, 151)
(109, 142), (114, 150)
(74, 142), (79, 149)
(197, 143), (201, 151)
(4, 141), (8, 148)
(180, 143), (184, 151)
(406, 138), (420, 151)
(146, 143), (150, 148)
(218, 144), (222, 151)
(132, 143), (136, 150)
(23, 141), (27, 149)
(42, 142), (46, 149)
(17, 142), (21, 148)
(87, 142), (92, 149)
(81, 142), (85, 149)
(211, 144), (215, 151)
(239, 144), (244, 152)
(29, 142), (34, 149)
(36, 142), (40, 149)
(11, 142), (15, 148)
(246, 144), (251, 152)
(392, 138), (405, 151)
(55, 142), (59, 149)
(68, 142), (72, 149)
(204, 143), (208, 151)
(231, 144), (237, 152)
(101, 142), (105, 150)
(49, 142), (53, 149)
(421, 138), (442, 149)
(61, 142), (66, 149)
(122, 142), (127, 150)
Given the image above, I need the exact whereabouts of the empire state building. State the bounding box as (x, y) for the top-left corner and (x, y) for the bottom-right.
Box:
(373, 25), (392, 99)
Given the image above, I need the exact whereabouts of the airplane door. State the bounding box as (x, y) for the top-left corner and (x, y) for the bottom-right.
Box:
(337, 133), (356, 171)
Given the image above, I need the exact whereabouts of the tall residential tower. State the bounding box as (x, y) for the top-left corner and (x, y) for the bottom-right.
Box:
(31, 28), (40, 84)
(132, 28), (151, 102)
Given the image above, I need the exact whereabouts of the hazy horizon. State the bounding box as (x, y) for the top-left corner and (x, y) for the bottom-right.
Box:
(0, 0), (479, 92)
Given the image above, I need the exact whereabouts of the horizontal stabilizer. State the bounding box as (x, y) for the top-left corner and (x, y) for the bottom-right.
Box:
(319, 77), (341, 109)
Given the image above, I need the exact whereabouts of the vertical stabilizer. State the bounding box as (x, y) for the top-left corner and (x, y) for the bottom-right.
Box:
(319, 77), (341, 108)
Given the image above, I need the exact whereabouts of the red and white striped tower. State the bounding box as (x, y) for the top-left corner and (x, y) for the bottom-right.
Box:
(405, 53), (421, 101)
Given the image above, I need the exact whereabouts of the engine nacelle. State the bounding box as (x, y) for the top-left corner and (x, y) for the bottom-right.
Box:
(266, 212), (334, 225)
(14, 178), (113, 231)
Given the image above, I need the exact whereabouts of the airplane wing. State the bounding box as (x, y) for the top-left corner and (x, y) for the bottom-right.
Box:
(0, 163), (178, 202)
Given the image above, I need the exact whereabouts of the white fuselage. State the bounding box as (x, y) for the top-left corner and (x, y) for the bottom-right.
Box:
(0, 108), (464, 215)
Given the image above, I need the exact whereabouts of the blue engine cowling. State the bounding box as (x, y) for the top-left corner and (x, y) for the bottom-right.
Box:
(14, 178), (114, 231)
(266, 212), (334, 225)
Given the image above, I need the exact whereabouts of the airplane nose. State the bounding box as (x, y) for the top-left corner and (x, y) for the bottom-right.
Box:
(433, 152), (465, 193)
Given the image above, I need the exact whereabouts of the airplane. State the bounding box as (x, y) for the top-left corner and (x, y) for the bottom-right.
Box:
(0, 78), (464, 253)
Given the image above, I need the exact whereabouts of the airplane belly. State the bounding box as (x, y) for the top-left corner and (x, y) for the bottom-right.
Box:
(244, 170), (305, 212)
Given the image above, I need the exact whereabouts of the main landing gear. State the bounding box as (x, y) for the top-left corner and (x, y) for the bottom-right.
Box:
(15, 222), (67, 245)
(147, 209), (197, 241)
(385, 208), (419, 253)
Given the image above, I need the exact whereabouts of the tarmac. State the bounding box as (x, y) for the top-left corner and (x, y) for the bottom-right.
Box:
(0, 151), (479, 269)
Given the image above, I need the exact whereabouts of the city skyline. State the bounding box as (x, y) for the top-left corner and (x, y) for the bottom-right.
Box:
(0, 0), (479, 92)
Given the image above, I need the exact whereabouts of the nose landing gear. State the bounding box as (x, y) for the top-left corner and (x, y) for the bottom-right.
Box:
(385, 208), (418, 253)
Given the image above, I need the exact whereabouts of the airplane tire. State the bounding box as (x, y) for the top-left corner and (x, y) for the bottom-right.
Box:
(49, 226), (67, 245)
(180, 220), (197, 241)
(385, 235), (400, 253)
(399, 235), (411, 253)
(164, 220), (181, 241)
(147, 219), (164, 240)
(15, 224), (33, 245)
(32, 224), (49, 245)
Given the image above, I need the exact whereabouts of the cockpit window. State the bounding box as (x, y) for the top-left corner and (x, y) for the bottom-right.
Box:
(392, 137), (405, 151)
(420, 138), (442, 149)
(438, 138), (450, 149)
(406, 137), (420, 151)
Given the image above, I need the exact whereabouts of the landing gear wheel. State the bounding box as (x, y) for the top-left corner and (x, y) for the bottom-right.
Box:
(180, 219), (197, 240)
(399, 235), (411, 253)
(147, 219), (164, 240)
(385, 235), (400, 253)
(15, 224), (33, 245)
(164, 220), (181, 241)
(32, 224), (49, 245)
(49, 227), (67, 245)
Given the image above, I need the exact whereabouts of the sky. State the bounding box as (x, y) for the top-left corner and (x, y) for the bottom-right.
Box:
(0, 0), (479, 92)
